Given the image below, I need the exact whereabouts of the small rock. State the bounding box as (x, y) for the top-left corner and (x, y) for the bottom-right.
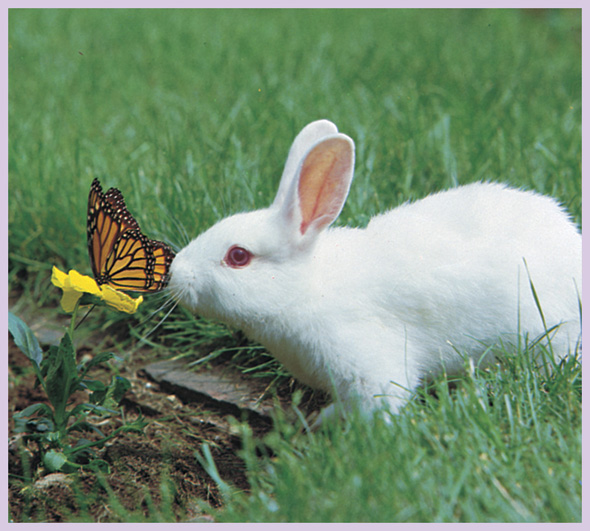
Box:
(141, 359), (282, 424)
(34, 473), (73, 490)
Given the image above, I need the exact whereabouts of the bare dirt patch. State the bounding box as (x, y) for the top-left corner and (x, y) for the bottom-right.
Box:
(8, 317), (323, 523)
(9, 337), (244, 522)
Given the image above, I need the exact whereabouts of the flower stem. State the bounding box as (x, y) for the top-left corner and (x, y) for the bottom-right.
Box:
(69, 300), (80, 342)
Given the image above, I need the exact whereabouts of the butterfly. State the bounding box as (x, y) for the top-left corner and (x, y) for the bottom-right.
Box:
(87, 178), (175, 293)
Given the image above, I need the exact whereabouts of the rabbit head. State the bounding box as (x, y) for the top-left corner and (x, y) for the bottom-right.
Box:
(170, 120), (355, 334)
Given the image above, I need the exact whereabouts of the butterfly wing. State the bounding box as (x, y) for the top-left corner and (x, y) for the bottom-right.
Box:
(151, 240), (176, 290)
(87, 178), (175, 292)
(103, 229), (157, 292)
(87, 178), (140, 280)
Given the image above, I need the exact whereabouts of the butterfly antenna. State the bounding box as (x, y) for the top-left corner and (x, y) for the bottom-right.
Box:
(75, 304), (96, 330)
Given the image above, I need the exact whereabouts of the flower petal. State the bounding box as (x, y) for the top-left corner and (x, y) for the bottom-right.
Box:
(69, 270), (101, 295)
(60, 289), (83, 313)
(100, 285), (143, 314)
(51, 266), (68, 289)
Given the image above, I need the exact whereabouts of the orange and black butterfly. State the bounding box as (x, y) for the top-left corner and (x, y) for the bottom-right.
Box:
(87, 178), (175, 292)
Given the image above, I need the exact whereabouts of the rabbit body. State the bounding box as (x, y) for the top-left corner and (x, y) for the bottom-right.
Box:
(170, 120), (581, 417)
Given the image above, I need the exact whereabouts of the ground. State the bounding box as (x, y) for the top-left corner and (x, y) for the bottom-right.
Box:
(8, 308), (323, 523)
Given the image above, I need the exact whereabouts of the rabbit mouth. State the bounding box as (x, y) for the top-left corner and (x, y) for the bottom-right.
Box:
(167, 265), (198, 312)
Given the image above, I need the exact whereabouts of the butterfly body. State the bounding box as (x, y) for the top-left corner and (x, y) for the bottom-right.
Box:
(87, 178), (175, 293)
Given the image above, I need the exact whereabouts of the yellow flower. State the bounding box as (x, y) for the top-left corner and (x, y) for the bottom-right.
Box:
(51, 266), (143, 314)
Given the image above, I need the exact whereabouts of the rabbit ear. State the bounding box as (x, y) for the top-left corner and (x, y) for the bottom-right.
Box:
(277, 134), (355, 239)
(274, 120), (340, 206)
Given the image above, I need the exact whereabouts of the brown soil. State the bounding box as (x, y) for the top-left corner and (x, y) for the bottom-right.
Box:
(8, 321), (320, 523)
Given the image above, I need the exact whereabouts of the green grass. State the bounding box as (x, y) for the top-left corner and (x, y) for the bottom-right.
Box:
(208, 347), (581, 522)
(9, 8), (581, 523)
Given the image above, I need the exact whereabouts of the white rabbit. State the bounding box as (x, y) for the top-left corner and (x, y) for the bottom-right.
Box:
(169, 120), (582, 420)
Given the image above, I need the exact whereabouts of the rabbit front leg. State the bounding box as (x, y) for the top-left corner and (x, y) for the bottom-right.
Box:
(308, 372), (415, 428)
(306, 330), (423, 424)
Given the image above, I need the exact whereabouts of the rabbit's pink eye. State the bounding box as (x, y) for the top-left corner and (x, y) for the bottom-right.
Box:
(225, 245), (252, 268)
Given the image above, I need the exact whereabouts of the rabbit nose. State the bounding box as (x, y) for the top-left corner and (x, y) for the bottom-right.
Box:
(168, 253), (199, 307)
(168, 251), (188, 286)
(170, 248), (189, 274)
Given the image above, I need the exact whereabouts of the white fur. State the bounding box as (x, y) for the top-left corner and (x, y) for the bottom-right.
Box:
(170, 120), (582, 418)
